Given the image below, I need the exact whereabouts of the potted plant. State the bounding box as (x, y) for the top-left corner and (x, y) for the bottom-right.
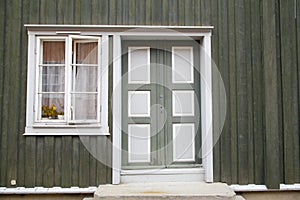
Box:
(41, 104), (60, 119)
(57, 111), (64, 120)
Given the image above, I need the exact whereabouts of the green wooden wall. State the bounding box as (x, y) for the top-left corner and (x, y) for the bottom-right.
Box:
(0, 0), (299, 189)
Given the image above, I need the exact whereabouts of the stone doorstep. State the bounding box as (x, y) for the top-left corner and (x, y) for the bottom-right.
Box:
(93, 182), (242, 200)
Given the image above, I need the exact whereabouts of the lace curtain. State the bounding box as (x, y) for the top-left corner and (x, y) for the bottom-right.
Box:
(41, 41), (98, 121)
(72, 42), (98, 120)
(41, 41), (65, 119)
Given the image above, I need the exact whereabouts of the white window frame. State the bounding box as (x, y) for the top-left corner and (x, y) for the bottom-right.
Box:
(24, 31), (109, 136)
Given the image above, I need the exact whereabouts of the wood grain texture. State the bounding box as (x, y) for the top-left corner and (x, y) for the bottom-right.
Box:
(61, 137), (72, 187)
(262, 0), (281, 189)
(18, 0), (29, 186)
(250, 0), (264, 185)
(0, 0), (7, 186)
(228, 0), (238, 185)
(280, 0), (300, 184)
(235, 0), (249, 185)
(297, 0), (300, 183)
(218, 0), (231, 184)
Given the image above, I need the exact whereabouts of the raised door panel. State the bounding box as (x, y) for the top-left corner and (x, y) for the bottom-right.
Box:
(128, 47), (150, 84)
(173, 123), (195, 162)
(128, 124), (151, 163)
(128, 91), (150, 117)
(172, 90), (195, 116)
(172, 47), (194, 83)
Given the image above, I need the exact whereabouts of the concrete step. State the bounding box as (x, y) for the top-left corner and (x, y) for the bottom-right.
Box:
(235, 195), (246, 200)
(94, 182), (237, 200)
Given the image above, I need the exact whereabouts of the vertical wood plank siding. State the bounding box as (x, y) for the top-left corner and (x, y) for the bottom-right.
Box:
(0, 0), (299, 189)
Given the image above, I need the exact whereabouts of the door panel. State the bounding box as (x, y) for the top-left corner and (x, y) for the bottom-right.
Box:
(172, 47), (194, 83)
(128, 47), (150, 84)
(128, 91), (150, 117)
(122, 40), (201, 169)
(172, 90), (195, 116)
(173, 123), (195, 162)
(128, 124), (151, 163)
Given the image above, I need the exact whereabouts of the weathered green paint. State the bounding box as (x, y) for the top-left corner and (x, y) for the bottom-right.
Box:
(250, 0), (264, 185)
(218, 0), (231, 184)
(297, 0), (300, 185)
(262, 0), (282, 189)
(227, 0), (238, 185)
(121, 41), (201, 169)
(0, 0), (299, 189)
(280, 0), (300, 184)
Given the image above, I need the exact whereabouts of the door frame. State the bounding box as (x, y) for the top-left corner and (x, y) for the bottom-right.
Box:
(112, 26), (213, 184)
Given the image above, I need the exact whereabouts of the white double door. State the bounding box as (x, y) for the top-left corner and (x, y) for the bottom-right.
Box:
(122, 40), (201, 170)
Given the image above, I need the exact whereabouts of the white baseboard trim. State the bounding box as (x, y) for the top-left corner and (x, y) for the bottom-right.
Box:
(231, 184), (300, 192)
(230, 184), (268, 192)
(0, 186), (97, 194)
(1, 183), (300, 194)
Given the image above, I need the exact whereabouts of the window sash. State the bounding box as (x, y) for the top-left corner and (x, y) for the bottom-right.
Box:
(35, 36), (101, 124)
(68, 35), (101, 123)
(35, 37), (67, 122)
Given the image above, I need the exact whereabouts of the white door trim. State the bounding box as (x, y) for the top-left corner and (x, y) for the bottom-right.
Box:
(120, 168), (205, 183)
(201, 34), (213, 183)
(112, 35), (122, 184)
(112, 27), (213, 184)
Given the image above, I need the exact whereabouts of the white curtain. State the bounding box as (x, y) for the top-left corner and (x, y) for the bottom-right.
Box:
(73, 42), (98, 120)
(41, 41), (65, 118)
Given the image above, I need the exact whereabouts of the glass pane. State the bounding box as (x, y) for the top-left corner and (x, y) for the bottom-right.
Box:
(41, 66), (65, 92)
(75, 42), (98, 64)
(72, 66), (98, 92)
(71, 94), (97, 120)
(43, 41), (65, 64)
(40, 94), (64, 120)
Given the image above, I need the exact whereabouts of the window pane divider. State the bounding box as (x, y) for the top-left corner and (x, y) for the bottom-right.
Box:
(71, 64), (99, 67)
(38, 64), (65, 67)
(38, 92), (65, 94)
(68, 120), (100, 124)
(70, 92), (98, 94)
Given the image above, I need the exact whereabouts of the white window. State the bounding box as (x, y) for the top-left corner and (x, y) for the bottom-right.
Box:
(25, 33), (109, 135)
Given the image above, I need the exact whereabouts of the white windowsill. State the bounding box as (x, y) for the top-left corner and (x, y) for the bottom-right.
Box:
(23, 132), (110, 136)
(32, 124), (102, 128)
(24, 125), (110, 136)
